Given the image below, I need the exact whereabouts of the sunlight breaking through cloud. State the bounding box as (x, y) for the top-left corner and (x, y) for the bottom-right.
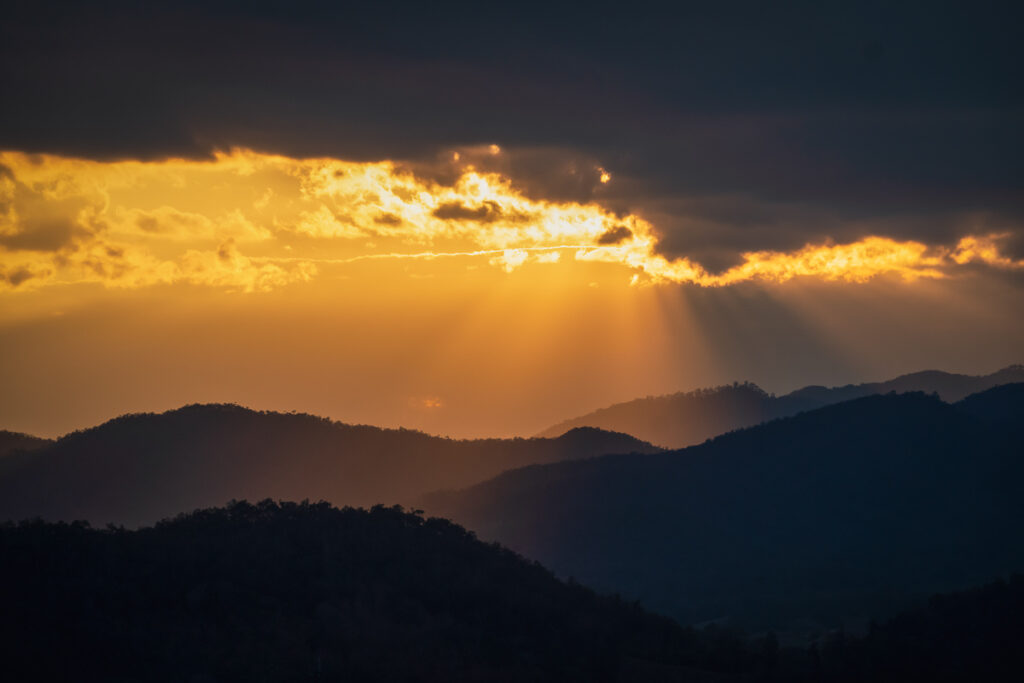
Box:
(1, 148), (1021, 292)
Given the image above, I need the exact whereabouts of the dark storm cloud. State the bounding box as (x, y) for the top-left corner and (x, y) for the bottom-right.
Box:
(2, 0), (1022, 262)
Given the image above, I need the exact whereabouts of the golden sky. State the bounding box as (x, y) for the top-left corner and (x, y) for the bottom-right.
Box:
(2, 147), (1023, 438)
(2, 147), (1021, 292)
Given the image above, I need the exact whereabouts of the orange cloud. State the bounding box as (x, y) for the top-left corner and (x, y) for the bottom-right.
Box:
(607, 236), (948, 287)
(0, 148), (1020, 292)
(949, 233), (1024, 269)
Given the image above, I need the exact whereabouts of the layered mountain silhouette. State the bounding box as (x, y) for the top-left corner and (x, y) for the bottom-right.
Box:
(0, 404), (659, 527)
(426, 385), (1024, 633)
(1, 501), (774, 682)
(538, 365), (1024, 448)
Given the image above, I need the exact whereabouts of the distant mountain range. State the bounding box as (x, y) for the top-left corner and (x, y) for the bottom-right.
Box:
(426, 384), (1024, 633)
(538, 365), (1024, 448)
(0, 405), (658, 527)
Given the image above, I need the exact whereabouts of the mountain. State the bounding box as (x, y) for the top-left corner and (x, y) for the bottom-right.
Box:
(539, 382), (775, 449)
(3, 501), (1020, 682)
(774, 365), (1024, 416)
(538, 365), (1024, 448)
(0, 501), (778, 683)
(793, 574), (1024, 683)
(0, 405), (659, 527)
(0, 429), (52, 458)
(425, 385), (1024, 633)
(955, 382), (1024, 424)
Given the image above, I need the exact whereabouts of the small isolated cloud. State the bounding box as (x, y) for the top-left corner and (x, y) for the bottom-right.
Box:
(407, 396), (444, 411)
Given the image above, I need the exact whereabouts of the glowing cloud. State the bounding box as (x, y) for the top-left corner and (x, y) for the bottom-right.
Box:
(0, 148), (1020, 293)
(949, 233), (1024, 269)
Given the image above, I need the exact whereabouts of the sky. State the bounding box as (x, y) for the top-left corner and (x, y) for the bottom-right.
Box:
(1, 0), (1022, 438)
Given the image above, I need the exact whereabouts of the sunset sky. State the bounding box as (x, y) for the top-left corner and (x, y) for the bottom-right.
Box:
(2, 1), (1022, 438)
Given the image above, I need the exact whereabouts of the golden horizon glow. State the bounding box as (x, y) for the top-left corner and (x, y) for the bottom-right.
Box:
(1, 148), (1021, 294)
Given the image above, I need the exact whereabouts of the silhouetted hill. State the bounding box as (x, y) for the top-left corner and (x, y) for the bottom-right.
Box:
(0, 404), (659, 527)
(538, 365), (1024, 447)
(793, 574), (1024, 682)
(954, 383), (1024, 426)
(0, 429), (52, 458)
(426, 389), (1024, 633)
(541, 382), (772, 449)
(0, 501), (775, 683)
(3, 502), (1018, 682)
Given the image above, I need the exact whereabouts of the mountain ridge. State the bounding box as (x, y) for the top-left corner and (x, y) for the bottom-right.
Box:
(0, 403), (660, 527)
(537, 365), (1024, 447)
(425, 385), (1024, 632)
(0, 430), (53, 458)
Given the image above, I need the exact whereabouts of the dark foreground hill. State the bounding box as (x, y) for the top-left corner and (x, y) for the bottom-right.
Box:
(0, 405), (659, 527)
(538, 365), (1024, 447)
(0, 501), (777, 683)
(426, 385), (1024, 633)
(800, 574), (1024, 683)
(3, 502), (1021, 683)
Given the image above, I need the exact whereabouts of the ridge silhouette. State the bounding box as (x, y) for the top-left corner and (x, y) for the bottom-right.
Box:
(0, 404), (659, 527)
(425, 385), (1024, 634)
(537, 365), (1024, 448)
(0, 429), (52, 458)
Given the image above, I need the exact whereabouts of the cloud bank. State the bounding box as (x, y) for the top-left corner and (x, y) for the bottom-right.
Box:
(1, 149), (1020, 293)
